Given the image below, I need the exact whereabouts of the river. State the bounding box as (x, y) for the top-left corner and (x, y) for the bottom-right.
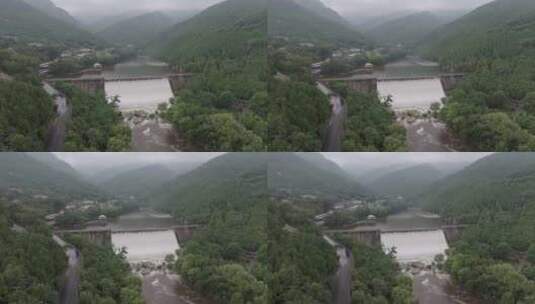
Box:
(317, 82), (345, 151)
(379, 210), (474, 304)
(103, 57), (181, 151)
(44, 82), (71, 152)
(110, 211), (208, 304)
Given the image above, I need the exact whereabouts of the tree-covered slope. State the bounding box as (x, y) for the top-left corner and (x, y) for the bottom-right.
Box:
(97, 164), (179, 199)
(97, 12), (175, 47)
(151, 153), (268, 222)
(366, 11), (447, 46)
(420, 0), (535, 68)
(22, 0), (78, 25)
(0, 0), (97, 45)
(150, 0), (267, 65)
(267, 153), (368, 199)
(291, 0), (351, 27)
(268, 0), (366, 46)
(419, 153), (535, 219)
(0, 153), (100, 199)
(365, 164), (445, 199)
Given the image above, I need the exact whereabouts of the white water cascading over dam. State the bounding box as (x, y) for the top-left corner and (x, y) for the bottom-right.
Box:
(104, 78), (174, 113)
(381, 229), (449, 264)
(378, 78), (447, 112)
(111, 230), (180, 263)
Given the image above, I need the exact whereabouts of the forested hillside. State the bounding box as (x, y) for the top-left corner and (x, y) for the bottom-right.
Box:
(97, 164), (178, 199)
(150, 0), (268, 151)
(366, 11), (448, 46)
(268, 0), (366, 46)
(267, 153), (368, 199)
(0, 203), (67, 303)
(421, 0), (535, 67)
(0, 153), (100, 199)
(97, 12), (175, 47)
(0, 0), (97, 45)
(22, 0), (78, 25)
(420, 153), (535, 218)
(417, 0), (535, 151)
(151, 153), (268, 222)
(151, 0), (266, 65)
(365, 164), (445, 198)
(418, 153), (535, 302)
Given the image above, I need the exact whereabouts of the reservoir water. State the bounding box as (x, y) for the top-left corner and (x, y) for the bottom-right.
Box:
(103, 57), (171, 78)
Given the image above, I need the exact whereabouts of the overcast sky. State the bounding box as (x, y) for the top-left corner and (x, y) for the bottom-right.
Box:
(52, 0), (222, 17)
(323, 0), (494, 17)
(55, 152), (222, 173)
(324, 152), (491, 169)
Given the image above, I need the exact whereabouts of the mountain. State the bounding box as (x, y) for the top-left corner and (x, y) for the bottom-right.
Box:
(364, 164), (445, 198)
(269, 0), (366, 46)
(96, 164), (181, 199)
(365, 11), (448, 46)
(151, 153), (268, 222)
(22, 0), (78, 25)
(0, 153), (101, 199)
(291, 0), (350, 26)
(268, 153), (368, 199)
(0, 0), (97, 45)
(419, 153), (535, 219)
(150, 0), (267, 64)
(96, 12), (175, 46)
(419, 0), (535, 64)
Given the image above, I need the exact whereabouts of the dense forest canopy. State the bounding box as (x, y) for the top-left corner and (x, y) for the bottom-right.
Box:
(416, 0), (535, 151)
(0, 0), (98, 46)
(0, 203), (67, 304)
(418, 153), (535, 303)
(148, 0), (268, 151)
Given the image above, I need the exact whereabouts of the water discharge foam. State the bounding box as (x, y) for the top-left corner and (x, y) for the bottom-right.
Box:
(105, 78), (174, 113)
(378, 78), (446, 112)
(111, 230), (180, 263)
(381, 230), (449, 264)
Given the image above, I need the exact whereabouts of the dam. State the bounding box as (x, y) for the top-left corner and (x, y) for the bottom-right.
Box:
(105, 78), (174, 113)
(111, 230), (180, 263)
(378, 78), (446, 112)
(381, 229), (449, 264)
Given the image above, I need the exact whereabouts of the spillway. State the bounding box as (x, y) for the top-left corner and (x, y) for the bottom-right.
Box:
(381, 230), (449, 264)
(111, 230), (180, 263)
(105, 78), (174, 113)
(378, 78), (446, 112)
